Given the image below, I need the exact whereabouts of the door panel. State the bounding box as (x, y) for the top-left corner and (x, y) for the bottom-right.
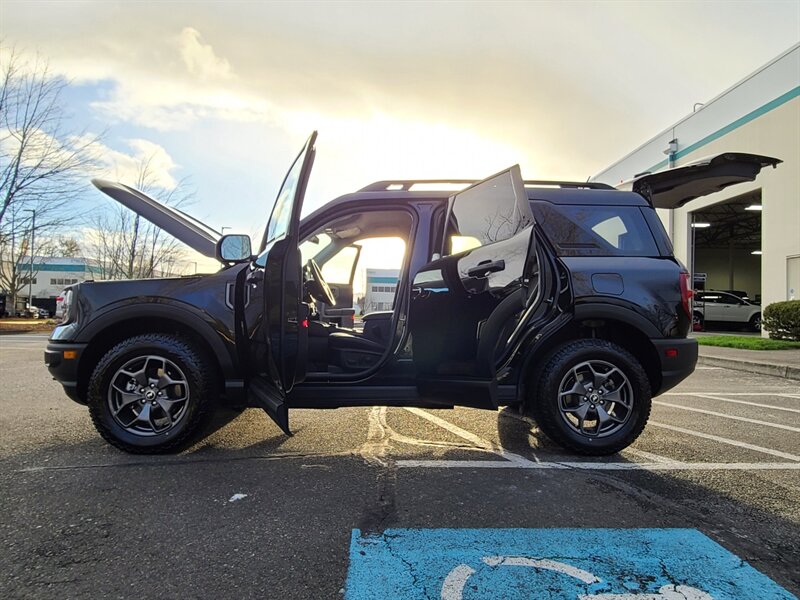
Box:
(244, 131), (317, 434)
(410, 165), (536, 408)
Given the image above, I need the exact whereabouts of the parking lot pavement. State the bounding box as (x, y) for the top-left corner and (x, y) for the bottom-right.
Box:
(1, 335), (798, 599)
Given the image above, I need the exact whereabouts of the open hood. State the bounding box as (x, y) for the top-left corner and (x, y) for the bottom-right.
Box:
(91, 179), (221, 259)
(618, 153), (781, 209)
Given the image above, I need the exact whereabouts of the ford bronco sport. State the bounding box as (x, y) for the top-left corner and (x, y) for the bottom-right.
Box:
(45, 132), (780, 455)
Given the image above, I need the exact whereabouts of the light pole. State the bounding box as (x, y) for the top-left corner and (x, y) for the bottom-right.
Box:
(23, 209), (35, 314)
(221, 226), (231, 236)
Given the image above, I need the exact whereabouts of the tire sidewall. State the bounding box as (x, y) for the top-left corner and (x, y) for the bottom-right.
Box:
(88, 335), (209, 452)
(533, 340), (651, 454)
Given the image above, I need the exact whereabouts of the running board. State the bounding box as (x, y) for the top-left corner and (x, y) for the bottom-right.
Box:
(248, 377), (291, 436)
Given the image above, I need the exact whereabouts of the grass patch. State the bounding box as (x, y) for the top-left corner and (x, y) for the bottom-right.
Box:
(697, 335), (800, 350)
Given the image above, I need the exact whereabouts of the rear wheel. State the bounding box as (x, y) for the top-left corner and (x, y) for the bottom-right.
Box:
(692, 311), (704, 331)
(87, 334), (216, 454)
(749, 313), (761, 332)
(526, 339), (651, 455)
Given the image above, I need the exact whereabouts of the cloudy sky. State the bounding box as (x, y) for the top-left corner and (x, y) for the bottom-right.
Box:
(3, 0), (799, 250)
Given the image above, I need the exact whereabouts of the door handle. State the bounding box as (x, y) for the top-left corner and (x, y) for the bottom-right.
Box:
(467, 259), (505, 278)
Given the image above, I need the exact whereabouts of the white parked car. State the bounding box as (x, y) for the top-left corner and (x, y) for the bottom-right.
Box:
(54, 289), (70, 321)
(693, 290), (761, 331)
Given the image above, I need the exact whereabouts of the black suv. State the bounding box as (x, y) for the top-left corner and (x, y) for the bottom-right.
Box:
(45, 132), (779, 455)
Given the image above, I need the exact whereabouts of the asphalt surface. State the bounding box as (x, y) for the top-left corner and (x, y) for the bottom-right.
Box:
(0, 333), (798, 599)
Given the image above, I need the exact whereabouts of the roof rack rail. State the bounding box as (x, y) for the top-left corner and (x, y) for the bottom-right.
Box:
(358, 179), (614, 192)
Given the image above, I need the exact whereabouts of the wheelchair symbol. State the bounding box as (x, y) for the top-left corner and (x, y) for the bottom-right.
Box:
(441, 556), (713, 600)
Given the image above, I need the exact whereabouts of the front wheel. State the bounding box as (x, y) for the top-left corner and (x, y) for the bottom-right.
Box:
(526, 339), (652, 455)
(87, 334), (217, 454)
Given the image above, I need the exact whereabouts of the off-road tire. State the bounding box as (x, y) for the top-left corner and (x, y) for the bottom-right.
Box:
(526, 339), (652, 456)
(87, 333), (216, 454)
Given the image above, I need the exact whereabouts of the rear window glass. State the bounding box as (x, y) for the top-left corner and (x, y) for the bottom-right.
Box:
(531, 202), (659, 257)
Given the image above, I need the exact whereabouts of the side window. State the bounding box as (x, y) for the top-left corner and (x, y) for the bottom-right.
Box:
(321, 245), (359, 284)
(531, 202), (659, 257)
(591, 216), (628, 249)
(445, 168), (529, 255)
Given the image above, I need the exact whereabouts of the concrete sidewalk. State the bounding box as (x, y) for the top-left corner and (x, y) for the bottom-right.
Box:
(698, 344), (800, 381)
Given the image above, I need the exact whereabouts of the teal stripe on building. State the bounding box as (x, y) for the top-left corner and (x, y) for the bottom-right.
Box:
(368, 276), (399, 284)
(645, 86), (800, 174)
(21, 264), (88, 272)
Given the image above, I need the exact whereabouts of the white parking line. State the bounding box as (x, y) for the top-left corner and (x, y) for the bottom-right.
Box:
(396, 460), (800, 471)
(402, 407), (534, 466)
(396, 408), (800, 471)
(686, 393), (800, 414)
(648, 421), (800, 461)
(664, 392), (800, 396)
(653, 401), (800, 432)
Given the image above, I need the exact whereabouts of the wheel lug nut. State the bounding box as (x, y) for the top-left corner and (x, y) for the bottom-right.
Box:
(139, 388), (144, 393)
(150, 383), (155, 388)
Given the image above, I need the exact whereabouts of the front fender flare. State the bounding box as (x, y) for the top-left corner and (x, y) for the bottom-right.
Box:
(75, 301), (239, 380)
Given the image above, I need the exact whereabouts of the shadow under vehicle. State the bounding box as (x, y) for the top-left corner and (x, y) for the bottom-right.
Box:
(45, 132), (780, 455)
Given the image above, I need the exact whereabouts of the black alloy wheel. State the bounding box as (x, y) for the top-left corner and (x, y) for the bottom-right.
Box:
(87, 334), (216, 454)
(527, 339), (652, 455)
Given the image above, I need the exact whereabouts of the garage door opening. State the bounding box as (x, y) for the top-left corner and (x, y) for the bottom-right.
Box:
(690, 190), (762, 331)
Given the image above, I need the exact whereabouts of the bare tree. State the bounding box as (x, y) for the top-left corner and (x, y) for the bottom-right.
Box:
(86, 157), (192, 280)
(0, 46), (100, 314)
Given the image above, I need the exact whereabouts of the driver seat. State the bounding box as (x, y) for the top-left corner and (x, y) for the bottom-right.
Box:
(327, 311), (394, 372)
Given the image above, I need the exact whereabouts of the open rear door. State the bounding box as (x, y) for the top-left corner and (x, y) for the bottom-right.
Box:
(618, 153), (781, 209)
(409, 165), (537, 408)
(246, 131), (317, 434)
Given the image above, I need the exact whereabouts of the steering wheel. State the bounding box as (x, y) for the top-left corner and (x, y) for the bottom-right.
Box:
(305, 259), (337, 306)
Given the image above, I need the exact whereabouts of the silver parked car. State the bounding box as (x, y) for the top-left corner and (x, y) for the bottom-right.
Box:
(693, 290), (761, 331)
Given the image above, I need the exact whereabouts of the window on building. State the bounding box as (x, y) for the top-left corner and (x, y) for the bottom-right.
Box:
(50, 278), (57, 285)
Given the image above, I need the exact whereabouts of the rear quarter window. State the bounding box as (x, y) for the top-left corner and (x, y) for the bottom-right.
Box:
(531, 202), (660, 257)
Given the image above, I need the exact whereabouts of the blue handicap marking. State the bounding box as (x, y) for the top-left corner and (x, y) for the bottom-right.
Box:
(344, 528), (794, 600)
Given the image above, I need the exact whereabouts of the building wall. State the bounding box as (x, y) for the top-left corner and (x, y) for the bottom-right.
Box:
(16, 257), (98, 299)
(591, 44), (800, 319)
(694, 248), (762, 299)
(364, 269), (399, 313)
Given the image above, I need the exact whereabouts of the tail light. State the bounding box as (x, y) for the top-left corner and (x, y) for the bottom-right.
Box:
(679, 271), (693, 318)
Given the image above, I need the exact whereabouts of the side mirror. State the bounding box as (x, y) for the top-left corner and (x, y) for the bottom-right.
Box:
(216, 234), (252, 262)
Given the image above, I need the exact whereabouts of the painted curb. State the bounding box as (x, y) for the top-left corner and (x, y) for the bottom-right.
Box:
(698, 355), (800, 381)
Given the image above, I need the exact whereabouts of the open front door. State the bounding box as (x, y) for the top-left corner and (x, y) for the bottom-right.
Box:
(617, 153), (781, 209)
(409, 165), (537, 408)
(245, 131), (317, 434)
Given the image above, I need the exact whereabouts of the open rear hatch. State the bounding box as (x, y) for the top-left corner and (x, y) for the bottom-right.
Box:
(618, 153), (781, 209)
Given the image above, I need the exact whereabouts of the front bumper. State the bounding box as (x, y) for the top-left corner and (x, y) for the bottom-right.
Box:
(45, 342), (88, 404)
(652, 337), (698, 395)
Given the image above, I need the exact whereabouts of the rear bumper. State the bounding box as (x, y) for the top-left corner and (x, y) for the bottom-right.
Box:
(652, 337), (698, 395)
(45, 342), (88, 404)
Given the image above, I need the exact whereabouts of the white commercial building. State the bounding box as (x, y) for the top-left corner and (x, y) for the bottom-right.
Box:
(364, 268), (400, 313)
(592, 43), (799, 310)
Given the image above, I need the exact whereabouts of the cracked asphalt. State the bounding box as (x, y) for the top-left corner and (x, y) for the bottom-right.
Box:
(1, 334), (798, 599)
